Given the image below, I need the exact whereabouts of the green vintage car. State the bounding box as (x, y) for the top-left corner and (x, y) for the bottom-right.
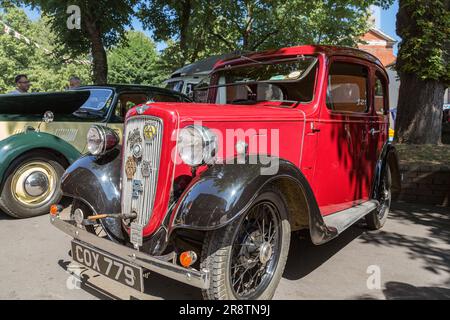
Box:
(0, 85), (190, 218)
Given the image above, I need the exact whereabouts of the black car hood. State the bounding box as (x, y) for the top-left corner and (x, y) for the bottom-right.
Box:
(0, 91), (90, 115)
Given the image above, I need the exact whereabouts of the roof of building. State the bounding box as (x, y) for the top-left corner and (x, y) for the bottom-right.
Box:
(369, 28), (397, 44)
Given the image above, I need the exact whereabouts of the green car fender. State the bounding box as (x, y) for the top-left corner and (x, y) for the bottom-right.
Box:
(0, 130), (81, 188)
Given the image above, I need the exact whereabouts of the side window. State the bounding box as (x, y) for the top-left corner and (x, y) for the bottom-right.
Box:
(375, 73), (387, 115)
(327, 62), (369, 113)
(149, 93), (182, 102)
(114, 93), (149, 120)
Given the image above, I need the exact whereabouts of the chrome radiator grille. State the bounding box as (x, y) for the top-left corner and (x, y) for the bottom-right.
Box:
(121, 116), (163, 226)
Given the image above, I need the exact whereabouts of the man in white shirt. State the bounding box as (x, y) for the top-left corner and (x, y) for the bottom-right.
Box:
(8, 74), (31, 94)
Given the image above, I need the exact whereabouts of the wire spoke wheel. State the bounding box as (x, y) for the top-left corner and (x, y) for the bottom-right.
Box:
(230, 201), (281, 298)
(201, 186), (290, 300)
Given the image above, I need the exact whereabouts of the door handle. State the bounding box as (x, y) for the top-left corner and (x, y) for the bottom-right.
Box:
(369, 128), (380, 136)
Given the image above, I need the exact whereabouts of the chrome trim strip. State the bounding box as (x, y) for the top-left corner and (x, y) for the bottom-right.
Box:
(297, 109), (307, 167)
(51, 215), (210, 290)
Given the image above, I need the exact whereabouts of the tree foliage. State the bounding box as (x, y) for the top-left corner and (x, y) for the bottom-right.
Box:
(139, 0), (393, 68)
(108, 30), (168, 85)
(13, 0), (138, 84)
(396, 0), (449, 84)
(394, 0), (450, 144)
(0, 6), (90, 93)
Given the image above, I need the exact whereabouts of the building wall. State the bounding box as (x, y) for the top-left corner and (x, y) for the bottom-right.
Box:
(358, 30), (397, 66)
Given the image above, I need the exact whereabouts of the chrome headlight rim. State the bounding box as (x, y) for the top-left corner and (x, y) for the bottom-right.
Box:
(87, 125), (119, 156)
(178, 125), (218, 167)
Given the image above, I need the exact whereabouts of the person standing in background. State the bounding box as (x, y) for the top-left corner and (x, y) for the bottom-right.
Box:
(8, 74), (31, 94)
(68, 76), (81, 89)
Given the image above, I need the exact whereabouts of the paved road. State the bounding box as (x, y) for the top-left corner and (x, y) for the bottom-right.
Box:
(0, 202), (449, 300)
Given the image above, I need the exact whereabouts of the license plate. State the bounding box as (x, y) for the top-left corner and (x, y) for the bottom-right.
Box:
(71, 241), (143, 292)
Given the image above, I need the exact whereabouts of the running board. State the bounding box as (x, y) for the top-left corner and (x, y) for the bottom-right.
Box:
(323, 200), (379, 235)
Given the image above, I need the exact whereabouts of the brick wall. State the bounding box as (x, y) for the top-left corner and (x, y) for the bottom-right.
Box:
(398, 165), (450, 207)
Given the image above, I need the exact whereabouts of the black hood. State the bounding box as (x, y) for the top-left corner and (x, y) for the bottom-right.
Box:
(0, 91), (90, 115)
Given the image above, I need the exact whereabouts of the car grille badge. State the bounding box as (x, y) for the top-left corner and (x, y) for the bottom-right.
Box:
(141, 160), (152, 177)
(125, 156), (137, 180)
(127, 128), (142, 147)
(132, 180), (143, 199)
(143, 123), (157, 143)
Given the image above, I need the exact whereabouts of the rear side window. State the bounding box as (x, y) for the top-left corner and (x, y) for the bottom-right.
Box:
(327, 62), (369, 113)
(375, 73), (387, 115)
(149, 93), (182, 102)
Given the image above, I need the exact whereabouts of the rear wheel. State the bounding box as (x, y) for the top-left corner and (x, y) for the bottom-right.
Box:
(201, 187), (290, 300)
(0, 151), (65, 218)
(366, 166), (392, 230)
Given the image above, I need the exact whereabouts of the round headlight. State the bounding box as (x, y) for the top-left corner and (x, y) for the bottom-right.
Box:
(87, 125), (119, 156)
(178, 125), (217, 166)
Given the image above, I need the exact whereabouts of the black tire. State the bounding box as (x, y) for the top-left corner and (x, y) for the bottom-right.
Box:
(366, 166), (392, 230)
(0, 151), (65, 218)
(200, 186), (291, 300)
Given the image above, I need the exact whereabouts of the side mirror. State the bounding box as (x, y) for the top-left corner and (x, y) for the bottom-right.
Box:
(43, 111), (54, 123)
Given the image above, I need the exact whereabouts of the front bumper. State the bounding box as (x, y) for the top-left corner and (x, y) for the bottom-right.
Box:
(50, 215), (210, 290)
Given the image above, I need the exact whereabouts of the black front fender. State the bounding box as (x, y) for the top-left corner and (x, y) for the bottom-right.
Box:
(170, 156), (336, 244)
(61, 148), (126, 242)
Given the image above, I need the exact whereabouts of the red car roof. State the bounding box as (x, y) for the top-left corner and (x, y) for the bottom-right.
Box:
(213, 45), (384, 71)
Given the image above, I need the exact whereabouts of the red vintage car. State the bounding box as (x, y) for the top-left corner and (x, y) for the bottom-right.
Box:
(50, 45), (401, 300)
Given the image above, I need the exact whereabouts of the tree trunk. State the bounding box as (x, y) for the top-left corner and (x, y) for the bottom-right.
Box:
(84, 16), (108, 85)
(394, 73), (445, 144)
(90, 36), (108, 85)
(179, 0), (192, 66)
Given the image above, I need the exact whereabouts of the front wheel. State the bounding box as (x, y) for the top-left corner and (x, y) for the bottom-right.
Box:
(0, 151), (65, 218)
(200, 187), (291, 300)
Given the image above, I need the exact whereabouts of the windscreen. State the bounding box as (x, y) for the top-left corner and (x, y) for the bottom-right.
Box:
(77, 89), (113, 111)
(194, 56), (318, 106)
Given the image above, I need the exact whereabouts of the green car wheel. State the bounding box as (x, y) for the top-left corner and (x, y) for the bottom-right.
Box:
(0, 151), (65, 219)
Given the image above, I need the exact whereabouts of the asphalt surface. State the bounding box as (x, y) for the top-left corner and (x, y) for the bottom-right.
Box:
(0, 201), (449, 300)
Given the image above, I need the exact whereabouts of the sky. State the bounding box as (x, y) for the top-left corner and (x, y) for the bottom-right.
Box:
(22, 1), (401, 55)
(380, 0), (401, 54)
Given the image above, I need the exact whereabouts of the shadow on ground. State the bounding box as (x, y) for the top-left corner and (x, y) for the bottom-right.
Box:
(57, 201), (449, 300)
(360, 202), (449, 276)
(0, 210), (13, 220)
(357, 202), (450, 299)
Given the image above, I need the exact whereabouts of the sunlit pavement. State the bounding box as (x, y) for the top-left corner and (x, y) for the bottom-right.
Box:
(0, 201), (448, 300)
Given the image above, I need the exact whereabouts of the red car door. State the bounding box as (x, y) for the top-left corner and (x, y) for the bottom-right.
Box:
(313, 58), (373, 216)
(364, 68), (390, 188)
